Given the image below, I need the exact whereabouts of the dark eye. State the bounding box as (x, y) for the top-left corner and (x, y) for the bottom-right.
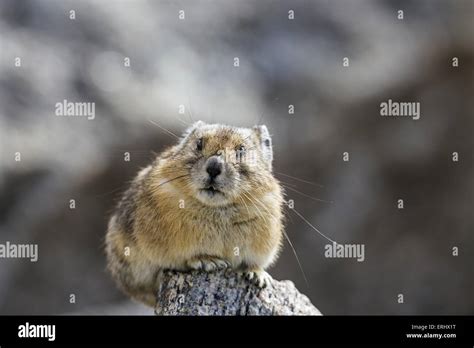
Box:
(237, 144), (245, 153)
(264, 139), (271, 147)
(196, 138), (203, 151)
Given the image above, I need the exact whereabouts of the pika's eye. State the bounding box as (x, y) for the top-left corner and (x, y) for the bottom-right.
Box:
(237, 144), (245, 152)
(196, 138), (203, 151)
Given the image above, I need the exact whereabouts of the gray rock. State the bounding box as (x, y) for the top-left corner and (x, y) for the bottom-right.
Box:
(156, 270), (321, 316)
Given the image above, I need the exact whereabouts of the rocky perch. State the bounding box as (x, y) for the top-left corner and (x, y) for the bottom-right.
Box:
(155, 269), (322, 315)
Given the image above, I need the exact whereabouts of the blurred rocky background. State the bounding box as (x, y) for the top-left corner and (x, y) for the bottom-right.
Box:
(0, 0), (473, 314)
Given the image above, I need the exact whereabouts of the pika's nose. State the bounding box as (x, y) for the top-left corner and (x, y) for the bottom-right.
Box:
(206, 157), (222, 180)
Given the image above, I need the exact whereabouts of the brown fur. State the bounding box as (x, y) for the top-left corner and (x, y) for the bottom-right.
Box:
(105, 122), (284, 307)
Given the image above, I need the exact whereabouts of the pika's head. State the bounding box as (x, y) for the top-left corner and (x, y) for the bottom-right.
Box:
(158, 121), (275, 207)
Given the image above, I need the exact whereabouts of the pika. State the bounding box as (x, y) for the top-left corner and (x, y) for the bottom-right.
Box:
(105, 121), (284, 307)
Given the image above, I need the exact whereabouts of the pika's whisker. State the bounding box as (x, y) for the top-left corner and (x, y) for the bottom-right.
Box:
(277, 180), (298, 188)
(238, 196), (252, 219)
(275, 172), (324, 188)
(176, 116), (191, 126)
(281, 184), (333, 204)
(155, 168), (191, 175)
(249, 193), (274, 217)
(283, 230), (310, 289)
(153, 174), (190, 189)
(285, 202), (337, 244)
(186, 96), (196, 122)
(148, 119), (180, 139)
(242, 191), (268, 224)
(95, 184), (129, 198)
(239, 186), (309, 288)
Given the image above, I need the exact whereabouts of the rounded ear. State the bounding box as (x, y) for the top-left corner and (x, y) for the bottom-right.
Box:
(192, 120), (206, 128)
(253, 124), (273, 170)
(253, 124), (269, 139)
(174, 120), (206, 154)
(182, 120), (206, 138)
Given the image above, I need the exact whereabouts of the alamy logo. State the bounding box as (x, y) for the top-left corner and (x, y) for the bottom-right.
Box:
(0, 242), (38, 262)
(380, 99), (420, 120)
(324, 242), (365, 262)
(55, 99), (95, 120)
(18, 322), (55, 341)
(217, 147), (258, 167)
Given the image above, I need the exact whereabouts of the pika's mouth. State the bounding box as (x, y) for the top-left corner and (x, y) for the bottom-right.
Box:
(200, 185), (223, 196)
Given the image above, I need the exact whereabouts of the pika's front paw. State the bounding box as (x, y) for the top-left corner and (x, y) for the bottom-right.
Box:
(187, 256), (230, 272)
(242, 269), (272, 288)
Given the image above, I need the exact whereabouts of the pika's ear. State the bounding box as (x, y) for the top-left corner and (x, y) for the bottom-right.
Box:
(253, 124), (273, 170)
(182, 120), (206, 138)
(175, 120), (206, 153)
(192, 120), (206, 128)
